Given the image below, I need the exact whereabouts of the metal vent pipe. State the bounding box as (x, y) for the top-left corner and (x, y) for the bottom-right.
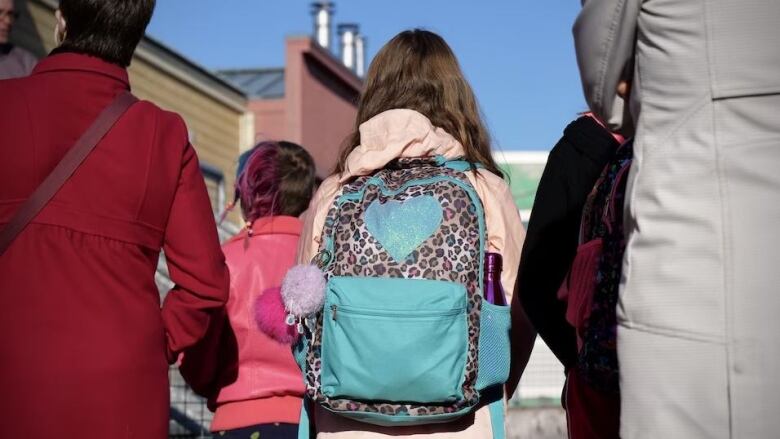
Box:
(311, 1), (334, 50)
(338, 23), (359, 72)
(355, 33), (366, 77)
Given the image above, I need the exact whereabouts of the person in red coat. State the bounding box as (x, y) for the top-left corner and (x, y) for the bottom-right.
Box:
(0, 1), (229, 437)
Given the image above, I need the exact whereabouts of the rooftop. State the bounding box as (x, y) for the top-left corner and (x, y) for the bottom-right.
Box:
(218, 68), (285, 99)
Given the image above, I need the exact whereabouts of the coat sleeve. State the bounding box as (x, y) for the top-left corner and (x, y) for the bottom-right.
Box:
(516, 117), (619, 371)
(178, 306), (238, 407)
(574, 0), (641, 135)
(516, 146), (579, 371)
(160, 139), (230, 363)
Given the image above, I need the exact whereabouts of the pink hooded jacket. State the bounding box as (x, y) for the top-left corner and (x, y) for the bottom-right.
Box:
(210, 216), (306, 431)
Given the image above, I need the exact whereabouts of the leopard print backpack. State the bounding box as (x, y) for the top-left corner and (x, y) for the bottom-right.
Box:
(289, 157), (511, 433)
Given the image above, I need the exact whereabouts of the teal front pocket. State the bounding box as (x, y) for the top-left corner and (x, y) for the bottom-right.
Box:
(320, 276), (468, 404)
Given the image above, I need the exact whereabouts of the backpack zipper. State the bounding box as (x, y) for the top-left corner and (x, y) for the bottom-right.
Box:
(329, 304), (464, 320)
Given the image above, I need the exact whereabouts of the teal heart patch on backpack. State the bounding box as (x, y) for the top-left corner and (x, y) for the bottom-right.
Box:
(364, 196), (443, 262)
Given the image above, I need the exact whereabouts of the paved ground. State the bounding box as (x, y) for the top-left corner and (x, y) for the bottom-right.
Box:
(169, 361), (570, 438)
(507, 408), (567, 439)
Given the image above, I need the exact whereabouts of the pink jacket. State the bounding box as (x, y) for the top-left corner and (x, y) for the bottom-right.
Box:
(210, 216), (306, 431)
(298, 109), (533, 438)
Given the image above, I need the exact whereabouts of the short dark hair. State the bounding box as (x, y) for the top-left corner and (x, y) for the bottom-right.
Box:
(276, 141), (317, 217)
(237, 141), (316, 222)
(58, 0), (155, 67)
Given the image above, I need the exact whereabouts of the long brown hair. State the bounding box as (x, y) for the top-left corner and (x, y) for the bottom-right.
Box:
(335, 29), (503, 178)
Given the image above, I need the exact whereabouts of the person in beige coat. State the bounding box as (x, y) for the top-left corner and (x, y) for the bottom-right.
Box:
(297, 29), (536, 438)
(574, 1), (780, 437)
(0, 0), (37, 80)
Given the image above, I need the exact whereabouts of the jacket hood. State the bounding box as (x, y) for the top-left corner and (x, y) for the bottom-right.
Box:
(340, 109), (465, 182)
(563, 115), (621, 162)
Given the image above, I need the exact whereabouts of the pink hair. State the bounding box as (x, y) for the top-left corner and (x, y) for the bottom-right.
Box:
(237, 142), (281, 223)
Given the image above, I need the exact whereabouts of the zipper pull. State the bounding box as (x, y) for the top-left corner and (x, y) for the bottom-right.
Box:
(331, 305), (338, 320)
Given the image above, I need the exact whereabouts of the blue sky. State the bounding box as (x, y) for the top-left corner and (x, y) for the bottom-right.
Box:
(147, 1), (586, 152)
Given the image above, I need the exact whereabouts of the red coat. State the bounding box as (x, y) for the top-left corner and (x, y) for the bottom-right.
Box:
(0, 53), (230, 438)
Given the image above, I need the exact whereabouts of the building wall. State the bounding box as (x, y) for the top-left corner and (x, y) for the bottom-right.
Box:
(494, 151), (549, 224)
(246, 37), (360, 178)
(13, 0), (55, 57)
(251, 98), (286, 147)
(298, 44), (360, 176)
(128, 58), (243, 214)
(14, 0), (250, 223)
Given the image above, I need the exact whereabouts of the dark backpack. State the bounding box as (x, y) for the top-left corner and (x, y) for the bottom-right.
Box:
(559, 139), (633, 394)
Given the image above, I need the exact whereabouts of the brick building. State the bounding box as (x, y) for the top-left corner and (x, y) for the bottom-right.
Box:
(219, 3), (364, 178)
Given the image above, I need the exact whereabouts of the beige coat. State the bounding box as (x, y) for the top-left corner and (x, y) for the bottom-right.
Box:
(575, 0), (780, 437)
(297, 109), (529, 438)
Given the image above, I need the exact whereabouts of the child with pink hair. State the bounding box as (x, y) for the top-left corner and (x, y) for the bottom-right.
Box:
(182, 141), (316, 439)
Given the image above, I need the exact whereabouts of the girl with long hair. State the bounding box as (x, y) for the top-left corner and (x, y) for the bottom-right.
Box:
(298, 29), (536, 438)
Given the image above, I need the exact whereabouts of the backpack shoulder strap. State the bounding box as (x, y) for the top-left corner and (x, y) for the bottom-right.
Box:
(0, 91), (138, 256)
(298, 397), (314, 439)
(441, 158), (484, 173)
(600, 139), (633, 235)
(488, 397), (506, 439)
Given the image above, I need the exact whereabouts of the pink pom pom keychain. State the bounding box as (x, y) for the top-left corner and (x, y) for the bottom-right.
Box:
(254, 287), (299, 344)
